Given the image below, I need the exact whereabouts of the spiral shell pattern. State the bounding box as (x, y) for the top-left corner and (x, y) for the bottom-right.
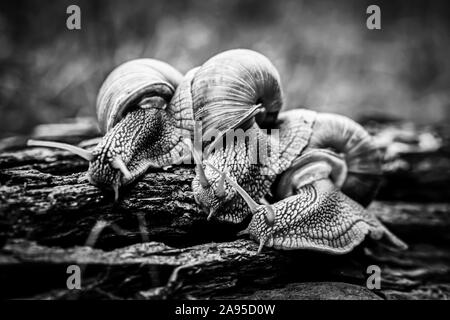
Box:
(173, 49), (284, 145)
(96, 59), (183, 134)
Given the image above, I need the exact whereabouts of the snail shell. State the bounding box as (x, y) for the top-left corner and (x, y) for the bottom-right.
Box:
(307, 113), (382, 207)
(273, 112), (382, 207)
(96, 58), (184, 134)
(177, 49), (284, 148)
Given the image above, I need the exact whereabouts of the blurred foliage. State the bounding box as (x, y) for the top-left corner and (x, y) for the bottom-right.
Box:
(0, 0), (449, 137)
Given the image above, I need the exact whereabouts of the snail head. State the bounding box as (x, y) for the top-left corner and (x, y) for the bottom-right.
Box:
(187, 49), (284, 223)
(206, 162), (276, 226)
(190, 121), (239, 221)
(28, 96), (174, 201)
(205, 162), (277, 253)
(191, 163), (234, 221)
(191, 106), (275, 223)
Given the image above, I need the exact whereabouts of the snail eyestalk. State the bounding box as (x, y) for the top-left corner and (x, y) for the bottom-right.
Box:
(27, 139), (93, 161)
(216, 171), (226, 198)
(85, 220), (109, 248)
(257, 237), (267, 254)
(138, 96), (166, 109)
(206, 162), (259, 213)
(264, 205), (275, 226)
(193, 120), (209, 188)
(237, 228), (249, 237)
(111, 157), (132, 181)
(207, 208), (217, 221)
(204, 103), (264, 157)
(112, 182), (120, 202)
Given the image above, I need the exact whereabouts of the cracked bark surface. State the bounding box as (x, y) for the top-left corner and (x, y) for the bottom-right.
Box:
(0, 118), (449, 300)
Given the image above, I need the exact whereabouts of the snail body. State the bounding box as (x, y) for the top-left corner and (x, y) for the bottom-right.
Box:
(189, 49), (381, 225)
(207, 163), (407, 254)
(28, 59), (193, 200)
(192, 109), (316, 223)
(185, 49), (316, 222)
(243, 178), (406, 253)
(189, 48), (405, 254)
(24, 48), (406, 255)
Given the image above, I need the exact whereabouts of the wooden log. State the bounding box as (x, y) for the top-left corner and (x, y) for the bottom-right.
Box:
(0, 118), (449, 299)
(1, 235), (449, 299)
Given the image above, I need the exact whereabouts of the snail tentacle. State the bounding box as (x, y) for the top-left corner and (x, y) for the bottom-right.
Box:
(206, 162), (259, 212)
(27, 139), (93, 161)
(110, 156), (132, 181)
(192, 118), (209, 188)
(112, 182), (120, 202)
(206, 162), (276, 226)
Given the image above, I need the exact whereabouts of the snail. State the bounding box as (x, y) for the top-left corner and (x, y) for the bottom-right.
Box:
(27, 59), (193, 200)
(186, 49), (381, 225)
(206, 162), (407, 254)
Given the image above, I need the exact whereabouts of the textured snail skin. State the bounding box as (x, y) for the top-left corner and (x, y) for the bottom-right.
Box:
(247, 179), (407, 254)
(192, 109), (316, 223)
(193, 108), (382, 224)
(87, 59), (193, 193)
(87, 100), (191, 189)
(26, 59), (193, 197)
(186, 49), (316, 223)
(188, 49), (381, 225)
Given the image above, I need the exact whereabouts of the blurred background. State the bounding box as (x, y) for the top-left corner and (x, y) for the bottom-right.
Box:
(0, 0), (449, 138)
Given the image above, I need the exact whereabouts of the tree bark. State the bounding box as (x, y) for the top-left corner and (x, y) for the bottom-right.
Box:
(0, 118), (449, 299)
